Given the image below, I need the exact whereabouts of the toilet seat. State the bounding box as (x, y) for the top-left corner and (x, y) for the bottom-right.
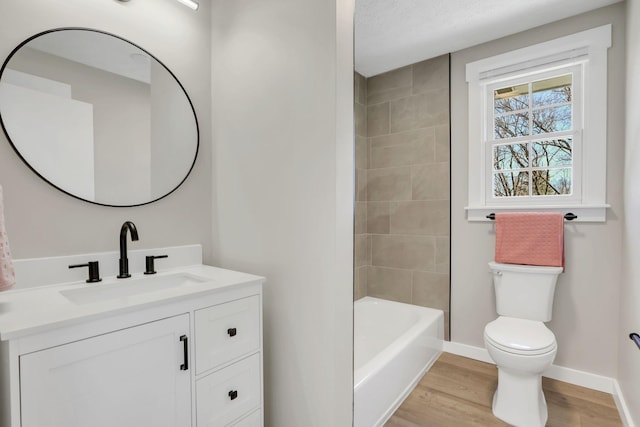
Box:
(485, 316), (556, 356)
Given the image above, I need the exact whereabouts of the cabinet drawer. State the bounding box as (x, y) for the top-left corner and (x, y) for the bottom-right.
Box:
(195, 295), (260, 373)
(231, 409), (262, 427)
(196, 353), (261, 427)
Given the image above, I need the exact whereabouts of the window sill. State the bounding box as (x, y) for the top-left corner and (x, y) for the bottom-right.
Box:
(465, 204), (609, 222)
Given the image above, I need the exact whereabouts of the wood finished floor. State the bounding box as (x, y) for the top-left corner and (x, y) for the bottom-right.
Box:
(385, 352), (623, 427)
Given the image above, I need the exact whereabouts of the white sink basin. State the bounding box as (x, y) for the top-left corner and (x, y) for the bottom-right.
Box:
(60, 273), (209, 305)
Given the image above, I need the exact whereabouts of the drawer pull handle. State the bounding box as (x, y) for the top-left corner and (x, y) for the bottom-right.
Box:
(180, 335), (189, 371)
(227, 327), (237, 337)
(229, 390), (238, 400)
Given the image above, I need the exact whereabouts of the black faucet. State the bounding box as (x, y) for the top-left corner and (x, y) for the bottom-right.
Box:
(117, 221), (139, 278)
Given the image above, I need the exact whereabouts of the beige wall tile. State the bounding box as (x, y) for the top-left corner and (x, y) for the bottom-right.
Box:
(355, 234), (369, 267)
(356, 135), (368, 170)
(367, 102), (390, 137)
(412, 55), (449, 94)
(368, 87), (413, 106)
(370, 128), (435, 149)
(389, 201), (450, 236)
(366, 266), (412, 303)
(366, 167), (412, 201)
(368, 65), (412, 96)
(389, 89), (449, 133)
(435, 124), (450, 162)
(354, 266), (367, 301)
(371, 234), (435, 270)
(355, 72), (367, 105)
(436, 237), (450, 273)
(356, 168), (367, 201)
(412, 271), (450, 311)
(355, 201), (367, 235)
(355, 102), (367, 137)
(370, 138), (434, 169)
(367, 202), (390, 234)
(412, 162), (450, 200)
(444, 311), (450, 341)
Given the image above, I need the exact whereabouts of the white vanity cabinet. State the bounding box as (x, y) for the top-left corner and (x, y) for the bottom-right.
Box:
(0, 267), (263, 427)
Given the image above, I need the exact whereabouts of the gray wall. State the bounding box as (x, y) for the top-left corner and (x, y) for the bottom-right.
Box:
(0, 0), (212, 261)
(620, 0), (640, 423)
(210, 0), (354, 425)
(451, 3), (625, 377)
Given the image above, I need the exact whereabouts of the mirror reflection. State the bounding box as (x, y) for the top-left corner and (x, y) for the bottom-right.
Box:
(0, 29), (198, 207)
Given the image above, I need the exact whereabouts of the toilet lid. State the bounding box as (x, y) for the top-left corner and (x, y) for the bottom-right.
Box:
(485, 316), (556, 355)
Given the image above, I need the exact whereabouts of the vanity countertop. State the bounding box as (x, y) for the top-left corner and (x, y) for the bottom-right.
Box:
(0, 264), (264, 341)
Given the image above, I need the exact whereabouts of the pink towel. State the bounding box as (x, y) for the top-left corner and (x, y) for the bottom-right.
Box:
(495, 212), (564, 269)
(0, 185), (15, 291)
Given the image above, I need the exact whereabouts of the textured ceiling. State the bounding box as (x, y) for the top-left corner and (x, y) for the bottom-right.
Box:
(355, 0), (622, 77)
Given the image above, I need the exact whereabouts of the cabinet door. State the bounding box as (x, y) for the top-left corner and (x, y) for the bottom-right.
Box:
(20, 314), (191, 427)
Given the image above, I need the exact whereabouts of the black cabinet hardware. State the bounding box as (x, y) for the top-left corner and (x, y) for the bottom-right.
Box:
(69, 261), (102, 283)
(180, 335), (189, 371)
(228, 390), (238, 400)
(631, 333), (640, 350)
(144, 255), (168, 275)
(227, 327), (237, 337)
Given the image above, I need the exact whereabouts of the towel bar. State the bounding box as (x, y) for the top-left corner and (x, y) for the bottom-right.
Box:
(631, 333), (640, 350)
(486, 212), (578, 221)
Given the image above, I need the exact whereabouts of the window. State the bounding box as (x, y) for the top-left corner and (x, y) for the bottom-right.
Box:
(465, 25), (611, 222)
(489, 68), (580, 201)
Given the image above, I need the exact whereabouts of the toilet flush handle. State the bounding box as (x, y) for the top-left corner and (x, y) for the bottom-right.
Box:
(495, 271), (502, 276)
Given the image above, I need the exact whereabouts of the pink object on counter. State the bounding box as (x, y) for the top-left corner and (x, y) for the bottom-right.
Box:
(494, 212), (564, 269)
(0, 185), (15, 291)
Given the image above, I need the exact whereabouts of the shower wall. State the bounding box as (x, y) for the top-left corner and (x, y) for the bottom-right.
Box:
(354, 72), (368, 300)
(354, 55), (450, 337)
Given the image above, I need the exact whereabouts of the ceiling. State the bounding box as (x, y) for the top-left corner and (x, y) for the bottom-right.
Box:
(355, 0), (623, 77)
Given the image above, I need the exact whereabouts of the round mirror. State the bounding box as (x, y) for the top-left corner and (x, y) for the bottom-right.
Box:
(0, 28), (199, 207)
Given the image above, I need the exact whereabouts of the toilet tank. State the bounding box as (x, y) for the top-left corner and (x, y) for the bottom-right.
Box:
(489, 262), (563, 322)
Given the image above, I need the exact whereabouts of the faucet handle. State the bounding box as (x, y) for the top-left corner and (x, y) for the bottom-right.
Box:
(69, 261), (102, 283)
(144, 255), (168, 275)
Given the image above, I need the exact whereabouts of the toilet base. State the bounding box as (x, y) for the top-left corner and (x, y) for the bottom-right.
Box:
(492, 368), (548, 427)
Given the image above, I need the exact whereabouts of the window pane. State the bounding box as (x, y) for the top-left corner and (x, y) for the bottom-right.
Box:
(494, 83), (529, 114)
(493, 143), (529, 170)
(495, 113), (529, 139)
(531, 138), (572, 167)
(532, 105), (571, 134)
(532, 75), (572, 107)
(532, 169), (572, 195)
(494, 171), (529, 197)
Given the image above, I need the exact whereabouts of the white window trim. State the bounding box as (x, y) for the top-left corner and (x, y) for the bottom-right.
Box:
(465, 25), (611, 222)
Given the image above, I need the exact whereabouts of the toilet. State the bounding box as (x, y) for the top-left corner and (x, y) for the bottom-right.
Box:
(484, 261), (562, 427)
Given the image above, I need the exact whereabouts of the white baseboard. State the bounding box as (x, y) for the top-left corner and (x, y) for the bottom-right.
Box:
(443, 341), (612, 392)
(613, 380), (637, 427)
(443, 341), (635, 426)
(443, 341), (494, 364)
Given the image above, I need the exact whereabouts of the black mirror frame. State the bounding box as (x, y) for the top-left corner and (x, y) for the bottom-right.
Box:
(0, 27), (200, 208)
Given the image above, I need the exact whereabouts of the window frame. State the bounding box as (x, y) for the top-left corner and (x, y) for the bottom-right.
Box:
(485, 65), (582, 205)
(465, 25), (611, 222)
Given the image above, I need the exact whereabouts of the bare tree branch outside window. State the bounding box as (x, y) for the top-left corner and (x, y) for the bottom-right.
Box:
(492, 75), (573, 197)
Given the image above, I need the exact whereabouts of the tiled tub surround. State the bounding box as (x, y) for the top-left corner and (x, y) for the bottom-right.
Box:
(354, 56), (451, 338)
(354, 72), (368, 301)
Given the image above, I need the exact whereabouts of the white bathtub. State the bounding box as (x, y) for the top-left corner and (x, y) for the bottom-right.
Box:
(354, 296), (444, 427)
